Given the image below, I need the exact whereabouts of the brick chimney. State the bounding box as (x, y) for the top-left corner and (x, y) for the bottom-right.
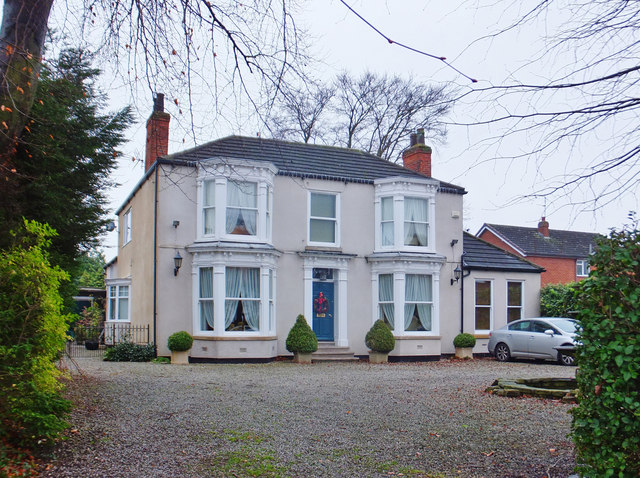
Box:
(145, 93), (170, 171)
(402, 128), (432, 177)
(538, 216), (550, 237)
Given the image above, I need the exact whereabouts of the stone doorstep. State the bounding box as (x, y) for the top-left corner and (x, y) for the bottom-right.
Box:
(312, 342), (358, 362)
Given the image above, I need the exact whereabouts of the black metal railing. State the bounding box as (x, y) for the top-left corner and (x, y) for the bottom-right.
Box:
(66, 323), (150, 358)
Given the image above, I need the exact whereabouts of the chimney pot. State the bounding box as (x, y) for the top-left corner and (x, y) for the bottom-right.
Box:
(538, 216), (550, 237)
(410, 133), (417, 146)
(416, 128), (425, 144)
(153, 93), (165, 112)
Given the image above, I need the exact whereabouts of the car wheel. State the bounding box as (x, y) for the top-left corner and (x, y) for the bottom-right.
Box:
(558, 352), (575, 366)
(495, 343), (511, 362)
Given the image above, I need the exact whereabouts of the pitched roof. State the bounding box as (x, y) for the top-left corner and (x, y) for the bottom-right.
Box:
(479, 223), (600, 259)
(463, 233), (544, 273)
(162, 135), (465, 194)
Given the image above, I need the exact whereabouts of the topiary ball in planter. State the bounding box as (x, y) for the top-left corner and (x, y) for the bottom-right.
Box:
(453, 333), (476, 349)
(286, 315), (318, 354)
(168, 331), (193, 352)
(365, 320), (395, 353)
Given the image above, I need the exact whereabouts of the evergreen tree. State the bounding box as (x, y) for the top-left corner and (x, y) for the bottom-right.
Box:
(0, 48), (132, 302)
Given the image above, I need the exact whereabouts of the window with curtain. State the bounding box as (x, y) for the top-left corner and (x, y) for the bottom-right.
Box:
(475, 280), (492, 331)
(404, 274), (432, 331)
(381, 197), (394, 246)
(203, 180), (215, 235)
(269, 269), (275, 332)
(507, 281), (523, 323)
(225, 267), (260, 331)
(309, 192), (337, 243)
(226, 181), (257, 235)
(199, 267), (214, 331)
(404, 197), (428, 246)
(378, 274), (395, 327)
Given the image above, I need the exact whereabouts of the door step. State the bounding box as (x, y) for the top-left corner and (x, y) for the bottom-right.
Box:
(312, 342), (358, 362)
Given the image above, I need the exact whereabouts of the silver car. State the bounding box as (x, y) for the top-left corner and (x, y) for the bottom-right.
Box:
(487, 317), (578, 366)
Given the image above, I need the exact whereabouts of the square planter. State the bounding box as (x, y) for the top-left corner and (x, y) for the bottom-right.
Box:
(455, 347), (473, 359)
(171, 350), (190, 365)
(293, 352), (313, 364)
(368, 351), (389, 363)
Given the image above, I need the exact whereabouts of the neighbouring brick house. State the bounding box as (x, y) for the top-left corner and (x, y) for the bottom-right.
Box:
(477, 218), (601, 286)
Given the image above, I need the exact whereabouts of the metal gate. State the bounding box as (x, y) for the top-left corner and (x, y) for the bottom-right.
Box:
(66, 324), (150, 358)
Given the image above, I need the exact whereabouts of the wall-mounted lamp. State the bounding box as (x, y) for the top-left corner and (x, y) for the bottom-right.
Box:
(173, 251), (183, 276)
(172, 220), (180, 228)
(451, 265), (462, 285)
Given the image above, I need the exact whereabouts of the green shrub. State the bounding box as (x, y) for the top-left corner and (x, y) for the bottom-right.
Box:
(540, 282), (579, 317)
(571, 218), (640, 477)
(103, 342), (156, 362)
(453, 333), (476, 348)
(365, 319), (395, 353)
(0, 220), (72, 448)
(285, 315), (318, 354)
(167, 331), (193, 352)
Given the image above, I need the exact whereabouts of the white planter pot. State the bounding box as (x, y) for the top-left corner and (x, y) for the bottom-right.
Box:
(171, 350), (190, 365)
(368, 351), (389, 364)
(455, 347), (474, 360)
(293, 352), (313, 364)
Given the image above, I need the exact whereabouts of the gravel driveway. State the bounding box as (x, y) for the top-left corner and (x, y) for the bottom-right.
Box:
(44, 357), (576, 477)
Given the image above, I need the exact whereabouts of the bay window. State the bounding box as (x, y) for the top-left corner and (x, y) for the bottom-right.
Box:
(225, 267), (260, 331)
(375, 271), (437, 335)
(374, 178), (437, 251)
(197, 159), (276, 243)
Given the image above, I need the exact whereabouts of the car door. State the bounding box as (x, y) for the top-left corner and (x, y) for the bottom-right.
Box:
(507, 320), (532, 356)
(527, 320), (558, 359)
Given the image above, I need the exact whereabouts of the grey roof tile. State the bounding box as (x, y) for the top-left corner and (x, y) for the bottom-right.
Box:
(162, 135), (465, 193)
(482, 223), (601, 258)
(463, 233), (544, 273)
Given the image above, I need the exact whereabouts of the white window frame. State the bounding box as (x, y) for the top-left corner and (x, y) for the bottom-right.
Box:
(370, 259), (442, 337)
(374, 177), (438, 253)
(191, 250), (278, 337)
(196, 159), (276, 244)
(106, 281), (131, 322)
(308, 191), (341, 247)
(123, 208), (132, 245)
(576, 259), (590, 277)
(474, 279), (493, 333)
(506, 280), (523, 323)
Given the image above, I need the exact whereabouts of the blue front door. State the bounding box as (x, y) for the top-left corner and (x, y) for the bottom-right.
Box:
(313, 281), (334, 341)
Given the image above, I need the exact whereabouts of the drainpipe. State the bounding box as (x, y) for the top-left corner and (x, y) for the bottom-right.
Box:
(152, 164), (158, 355)
(459, 253), (464, 334)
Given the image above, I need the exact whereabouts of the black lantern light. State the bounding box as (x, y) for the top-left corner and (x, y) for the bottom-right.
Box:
(173, 251), (183, 276)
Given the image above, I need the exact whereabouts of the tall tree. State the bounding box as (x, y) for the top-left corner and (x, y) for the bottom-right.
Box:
(268, 72), (452, 161)
(456, 0), (640, 209)
(0, 48), (132, 285)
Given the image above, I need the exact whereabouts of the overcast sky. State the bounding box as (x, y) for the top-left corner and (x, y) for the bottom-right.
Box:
(91, 0), (638, 260)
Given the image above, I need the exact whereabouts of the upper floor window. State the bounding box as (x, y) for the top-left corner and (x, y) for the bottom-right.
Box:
(374, 178), (437, 252)
(404, 198), (428, 246)
(226, 181), (257, 235)
(123, 208), (132, 245)
(309, 192), (339, 245)
(197, 160), (275, 243)
(507, 281), (523, 322)
(576, 259), (590, 277)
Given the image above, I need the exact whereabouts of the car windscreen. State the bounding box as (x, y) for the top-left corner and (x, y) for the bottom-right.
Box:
(549, 319), (578, 334)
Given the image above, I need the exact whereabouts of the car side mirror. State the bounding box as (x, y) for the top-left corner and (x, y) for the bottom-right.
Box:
(544, 329), (554, 336)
